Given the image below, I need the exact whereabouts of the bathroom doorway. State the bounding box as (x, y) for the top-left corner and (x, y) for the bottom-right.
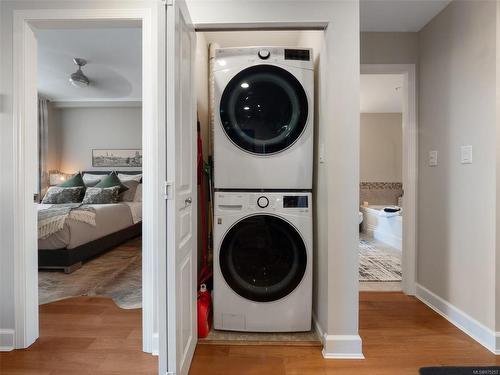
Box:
(359, 65), (417, 294)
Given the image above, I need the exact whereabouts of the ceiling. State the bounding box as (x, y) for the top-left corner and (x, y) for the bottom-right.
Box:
(360, 0), (451, 32)
(360, 74), (403, 113)
(35, 26), (142, 102)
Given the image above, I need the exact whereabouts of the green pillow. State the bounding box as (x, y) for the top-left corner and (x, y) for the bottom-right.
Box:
(95, 172), (129, 194)
(58, 172), (85, 188)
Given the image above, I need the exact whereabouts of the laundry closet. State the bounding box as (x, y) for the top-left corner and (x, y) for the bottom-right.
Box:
(195, 30), (324, 344)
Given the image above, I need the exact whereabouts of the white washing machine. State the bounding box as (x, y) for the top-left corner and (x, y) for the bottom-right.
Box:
(213, 191), (312, 332)
(213, 47), (314, 190)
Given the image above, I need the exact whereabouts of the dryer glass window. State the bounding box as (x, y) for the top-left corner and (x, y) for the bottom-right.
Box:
(219, 215), (307, 302)
(220, 65), (308, 154)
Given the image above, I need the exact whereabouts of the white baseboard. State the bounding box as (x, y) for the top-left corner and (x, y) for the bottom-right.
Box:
(0, 329), (15, 351)
(151, 332), (159, 356)
(415, 283), (498, 355)
(312, 314), (364, 359)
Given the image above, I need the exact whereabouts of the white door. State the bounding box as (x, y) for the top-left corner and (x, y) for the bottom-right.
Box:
(161, 1), (197, 375)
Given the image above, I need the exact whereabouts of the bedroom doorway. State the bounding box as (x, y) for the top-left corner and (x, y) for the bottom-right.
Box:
(12, 8), (163, 359)
(36, 25), (144, 313)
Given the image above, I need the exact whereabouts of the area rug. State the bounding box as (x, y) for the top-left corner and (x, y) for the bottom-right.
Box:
(359, 238), (402, 282)
(38, 238), (142, 309)
(199, 328), (321, 346)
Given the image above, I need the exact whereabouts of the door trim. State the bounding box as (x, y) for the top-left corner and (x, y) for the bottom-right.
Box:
(12, 7), (163, 356)
(360, 64), (418, 295)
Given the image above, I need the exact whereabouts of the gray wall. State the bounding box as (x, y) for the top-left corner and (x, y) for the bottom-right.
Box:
(418, 0), (497, 330)
(496, 0), (500, 337)
(56, 106), (142, 173)
(360, 113), (402, 182)
(361, 32), (418, 65)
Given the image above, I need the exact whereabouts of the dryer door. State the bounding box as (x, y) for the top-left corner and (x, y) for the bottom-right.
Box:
(220, 65), (308, 155)
(219, 214), (307, 302)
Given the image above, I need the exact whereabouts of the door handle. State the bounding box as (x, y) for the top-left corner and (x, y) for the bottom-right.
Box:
(184, 197), (192, 207)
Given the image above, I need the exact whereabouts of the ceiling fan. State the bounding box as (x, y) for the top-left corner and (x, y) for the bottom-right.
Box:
(69, 57), (90, 88)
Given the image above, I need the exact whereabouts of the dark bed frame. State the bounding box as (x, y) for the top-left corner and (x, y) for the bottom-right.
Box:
(38, 170), (142, 274)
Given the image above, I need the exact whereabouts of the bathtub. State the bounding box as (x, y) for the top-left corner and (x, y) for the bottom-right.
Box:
(360, 205), (402, 251)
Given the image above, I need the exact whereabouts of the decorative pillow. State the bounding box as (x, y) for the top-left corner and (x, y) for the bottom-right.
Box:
(118, 173), (142, 182)
(134, 183), (142, 202)
(42, 186), (84, 204)
(59, 172), (85, 188)
(94, 172), (128, 194)
(82, 187), (121, 204)
(119, 180), (140, 202)
(83, 173), (105, 187)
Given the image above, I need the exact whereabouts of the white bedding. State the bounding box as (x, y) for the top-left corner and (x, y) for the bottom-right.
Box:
(123, 202), (142, 224)
(38, 202), (142, 250)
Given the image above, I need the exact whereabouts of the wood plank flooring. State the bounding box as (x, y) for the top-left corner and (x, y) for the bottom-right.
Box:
(0, 297), (158, 375)
(1, 292), (499, 375)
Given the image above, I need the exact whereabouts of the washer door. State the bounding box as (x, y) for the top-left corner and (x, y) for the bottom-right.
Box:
(220, 65), (308, 155)
(219, 215), (307, 302)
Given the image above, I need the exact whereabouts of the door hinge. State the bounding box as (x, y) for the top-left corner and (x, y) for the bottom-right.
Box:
(164, 181), (173, 200)
(162, 0), (173, 6)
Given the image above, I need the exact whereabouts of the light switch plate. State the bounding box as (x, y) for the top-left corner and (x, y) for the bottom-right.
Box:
(461, 145), (472, 164)
(429, 150), (438, 167)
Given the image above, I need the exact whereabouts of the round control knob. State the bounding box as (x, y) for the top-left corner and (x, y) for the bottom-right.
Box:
(257, 196), (269, 208)
(258, 50), (270, 60)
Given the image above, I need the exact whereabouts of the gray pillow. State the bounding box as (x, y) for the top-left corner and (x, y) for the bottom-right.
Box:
(82, 186), (120, 204)
(119, 180), (140, 202)
(42, 186), (84, 204)
(83, 173), (104, 187)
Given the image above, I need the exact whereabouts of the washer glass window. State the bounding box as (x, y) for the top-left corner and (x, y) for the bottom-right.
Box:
(220, 65), (308, 154)
(219, 215), (307, 302)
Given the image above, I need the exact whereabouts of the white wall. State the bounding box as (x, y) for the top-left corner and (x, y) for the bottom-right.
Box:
(296, 29), (328, 344)
(418, 0), (497, 332)
(55, 106), (142, 173)
(187, 0), (362, 357)
(360, 113), (402, 182)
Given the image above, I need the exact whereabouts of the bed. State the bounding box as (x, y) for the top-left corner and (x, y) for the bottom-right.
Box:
(38, 171), (142, 273)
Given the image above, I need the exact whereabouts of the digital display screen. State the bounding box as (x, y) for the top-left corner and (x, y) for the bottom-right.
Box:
(284, 49), (310, 61)
(283, 196), (308, 208)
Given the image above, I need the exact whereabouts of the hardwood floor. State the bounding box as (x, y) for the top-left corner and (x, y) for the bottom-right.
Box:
(1, 292), (499, 375)
(190, 293), (500, 375)
(0, 297), (157, 375)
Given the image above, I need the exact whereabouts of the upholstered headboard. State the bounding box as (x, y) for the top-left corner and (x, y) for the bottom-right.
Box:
(81, 170), (142, 176)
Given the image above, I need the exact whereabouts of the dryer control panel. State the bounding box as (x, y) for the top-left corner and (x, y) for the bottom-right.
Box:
(215, 192), (311, 215)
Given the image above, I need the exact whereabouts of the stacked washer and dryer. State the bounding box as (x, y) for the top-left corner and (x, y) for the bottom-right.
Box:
(212, 47), (314, 332)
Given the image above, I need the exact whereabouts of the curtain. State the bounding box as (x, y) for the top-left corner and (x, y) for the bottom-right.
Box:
(38, 98), (49, 199)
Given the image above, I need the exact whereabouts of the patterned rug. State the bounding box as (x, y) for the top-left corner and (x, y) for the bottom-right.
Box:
(38, 237), (142, 309)
(359, 238), (402, 282)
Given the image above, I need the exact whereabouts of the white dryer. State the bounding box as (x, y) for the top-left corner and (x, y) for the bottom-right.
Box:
(213, 47), (314, 190)
(213, 191), (312, 332)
